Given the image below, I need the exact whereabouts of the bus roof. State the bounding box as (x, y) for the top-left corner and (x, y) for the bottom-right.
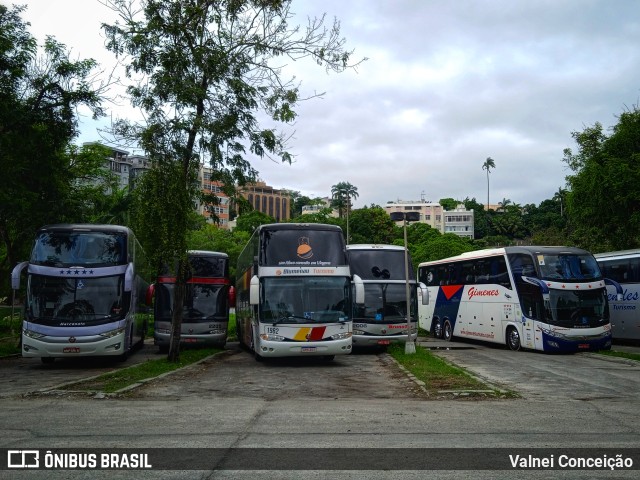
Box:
(257, 223), (343, 232)
(346, 244), (404, 251)
(419, 246), (592, 266)
(188, 250), (229, 258)
(37, 224), (132, 234)
(594, 249), (640, 260)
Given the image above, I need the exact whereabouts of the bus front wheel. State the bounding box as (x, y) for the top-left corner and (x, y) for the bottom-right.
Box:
(433, 320), (443, 339)
(443, 320), (453, 342)
(507, 326), (521, 351)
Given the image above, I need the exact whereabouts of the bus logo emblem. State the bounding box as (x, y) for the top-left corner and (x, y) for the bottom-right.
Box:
(69, 337), (76, 343)
(297, 237), (313, 259)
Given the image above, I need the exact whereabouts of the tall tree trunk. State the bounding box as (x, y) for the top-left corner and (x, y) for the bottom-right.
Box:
(168, 257), (188, 362)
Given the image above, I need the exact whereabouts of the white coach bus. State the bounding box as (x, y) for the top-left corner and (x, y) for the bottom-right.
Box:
(235, 223), (364, 361)
(417, 246), (622, 352)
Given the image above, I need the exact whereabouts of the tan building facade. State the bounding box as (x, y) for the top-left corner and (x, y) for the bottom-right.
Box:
(241, 180), (290, 222)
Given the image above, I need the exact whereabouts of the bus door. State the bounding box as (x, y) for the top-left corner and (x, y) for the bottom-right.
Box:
(518, 303), (536, 349)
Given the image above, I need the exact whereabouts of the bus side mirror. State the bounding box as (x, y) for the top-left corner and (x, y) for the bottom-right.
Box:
(146, 284), (155, 306)
(229, 286), (236, 307)
(353, 275), (365, 305)
(419, 282), (429, 305)
(124, 262), (134, 292)
(249, 275), (259, 305)
(11, 261), (29, 290)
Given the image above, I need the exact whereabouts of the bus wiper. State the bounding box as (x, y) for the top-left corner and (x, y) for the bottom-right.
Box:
(271, 314), (308, 326)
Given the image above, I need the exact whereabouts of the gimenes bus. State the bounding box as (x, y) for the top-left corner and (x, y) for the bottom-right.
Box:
(417, 246), (623, 352)
(346, 244), (421, 348)
(235, 223), (364, 361)
(594, 249), (640, 343)
(149, 250), (234, 352)
(11, 224), (152, 363)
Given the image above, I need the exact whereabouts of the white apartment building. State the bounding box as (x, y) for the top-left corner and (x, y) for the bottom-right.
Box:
(384, 200), (474, 239)
(301, 197), (338, 217)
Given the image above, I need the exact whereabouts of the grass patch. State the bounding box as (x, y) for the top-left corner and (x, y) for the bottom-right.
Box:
(597, 349), (640, 362)
(61, 347), (222, 393)
(387, 343), (518, 398)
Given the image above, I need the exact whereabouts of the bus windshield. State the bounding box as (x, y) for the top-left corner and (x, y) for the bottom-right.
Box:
(536, 254), (602, 281)
(26, 274), (128, 326)
(348, 249), (414, 280)
(355, 283), (416, 323)
(31, 231), (126, 267)
(547, 289), (608, 328)
(260, 276), (351, 324)
(155, 284), (228, 322)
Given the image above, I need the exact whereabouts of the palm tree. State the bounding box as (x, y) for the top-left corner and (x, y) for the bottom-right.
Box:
(497, 197), (511, 212)
(331, 182), (359, 243)
(330, 182), (359, 219)
(553, 187), (567, 217)
(482, 157), (496, 212)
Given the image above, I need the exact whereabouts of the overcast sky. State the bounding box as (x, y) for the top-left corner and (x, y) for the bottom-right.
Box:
(18, 0), (640, 209)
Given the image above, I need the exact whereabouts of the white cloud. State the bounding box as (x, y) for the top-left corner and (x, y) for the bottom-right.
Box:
(19, 0), (640, 209)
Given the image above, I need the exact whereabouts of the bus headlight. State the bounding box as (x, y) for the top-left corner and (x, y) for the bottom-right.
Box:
(330, 332), (352, 340)
(260, 334), (285, 341)
(23, 329), (45, 339)
(99, 327), (125, 339)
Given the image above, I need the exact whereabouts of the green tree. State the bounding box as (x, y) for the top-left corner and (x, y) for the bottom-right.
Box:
(0, 5), (106, 296)
(103, 0), (362, 360)
(235, 210), (276, 236)
(482, 157), (496, 212)
(564, 106), (640, 251)
(187, 224), (249, 279)
(348, 205), (397, 244)
(439, 198), (459, 211)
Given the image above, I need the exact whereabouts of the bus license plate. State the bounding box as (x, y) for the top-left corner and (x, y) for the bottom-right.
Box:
(184, 338), (197, 343)
(301, 347), (316, 352)
(63, 347), (80, 353)
(377, 340), (391, 345)
(578, 344), (590, 349)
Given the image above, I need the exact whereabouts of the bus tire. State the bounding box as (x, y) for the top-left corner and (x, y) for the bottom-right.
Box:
(443, 320), (453, 342)
(433, 320), (443, 339)
(323, 355), (335, 362)
(506, 326), (521, 351)
(41, 357), (55, 364)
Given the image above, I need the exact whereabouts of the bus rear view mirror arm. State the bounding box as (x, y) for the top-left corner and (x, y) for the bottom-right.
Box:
(604, 278), (624, 301)
(353, 275), (365, 305)
(11, 261), (29, 290)
(419, 282), (429, 305)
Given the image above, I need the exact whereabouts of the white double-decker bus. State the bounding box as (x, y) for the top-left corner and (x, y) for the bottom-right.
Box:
(346, 244), (418, 348)
(11, 224), (151, 363)
(235, 223), (363, 361)
(595, 249), (640, 342)
(417, 246), (622, 352)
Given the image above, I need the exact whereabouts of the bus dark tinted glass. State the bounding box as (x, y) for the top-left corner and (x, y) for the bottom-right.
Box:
(189, 256), (229, 277)
(260, 229), (346, 267)
(31, 232), (126, 266)
(348, 249), (414, 280)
